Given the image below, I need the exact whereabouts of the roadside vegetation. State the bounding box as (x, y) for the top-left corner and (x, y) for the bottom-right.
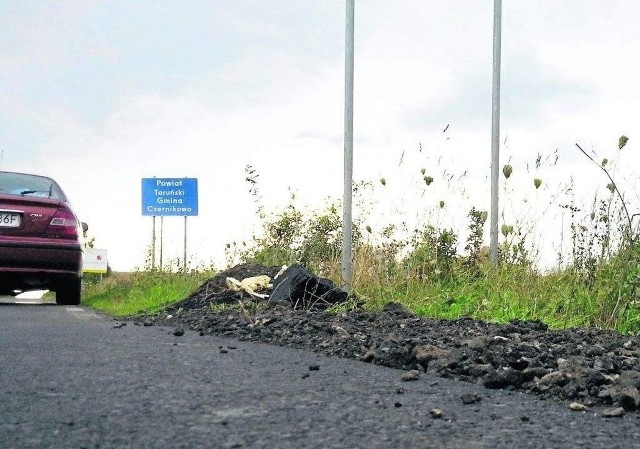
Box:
(82, 269), (212, 317)
(85, 135), (640, 334)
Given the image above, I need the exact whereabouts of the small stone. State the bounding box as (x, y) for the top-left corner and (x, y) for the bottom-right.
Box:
(520, 416), (530, 422)
(430, 408), (444, 419)
(586, 346), (604, 357)
(484, 368), (521, 389)
(469, 364), (494, 378)
(522, 367), (550, 381)
(569, 402), (588, 412)
(602, 407), (626, 418)
(617, 386), (640, 410)
(143, 320), (153, 327)
(301, 373), (310, 379)
(556, 358), (571, 370)
(219, 347), (229, 354)
(401, 370), (421, 381)
(394, 402), (402, 408)
(361, 349), (377, 362)
(465, 336), (490, 350)
(413, 345), (448, 367)
(599, 385), (640, 410)
(536, 371), (570, 387)
(172, 328), (184, 336)
(309, 364), (320, 371)
(460, 393), (482, 405)
(113, 322), (126, 329)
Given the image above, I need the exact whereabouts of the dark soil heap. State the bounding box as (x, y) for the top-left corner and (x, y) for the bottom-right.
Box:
(136, 263), (640, 413)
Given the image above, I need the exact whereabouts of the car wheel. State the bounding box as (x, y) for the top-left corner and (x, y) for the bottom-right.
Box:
(55, 278), (82, 305)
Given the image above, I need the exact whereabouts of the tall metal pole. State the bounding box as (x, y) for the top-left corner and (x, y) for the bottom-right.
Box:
(342, 0), (355, 293)
(151, 216), (156, 270)
(489, 0), (502, 266)
(159, 216), (164, 271)
(183, 216), (188, 274)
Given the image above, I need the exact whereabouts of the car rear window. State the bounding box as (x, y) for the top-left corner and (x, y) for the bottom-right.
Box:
(0, 172), (66, 201)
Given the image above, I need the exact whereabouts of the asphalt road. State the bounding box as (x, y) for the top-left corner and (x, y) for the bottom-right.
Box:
(1, 302), (639, 449)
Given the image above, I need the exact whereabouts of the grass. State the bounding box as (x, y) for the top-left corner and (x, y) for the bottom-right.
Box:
(353, 263), (599, 329)
(81, 258), (626, 333)
(82, 271), (212, 317)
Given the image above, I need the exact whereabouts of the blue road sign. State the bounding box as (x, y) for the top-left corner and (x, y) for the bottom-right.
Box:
(142, 178), (198, 216)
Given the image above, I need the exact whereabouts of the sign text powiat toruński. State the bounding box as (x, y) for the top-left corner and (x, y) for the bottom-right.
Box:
(141, 178), (198, 216)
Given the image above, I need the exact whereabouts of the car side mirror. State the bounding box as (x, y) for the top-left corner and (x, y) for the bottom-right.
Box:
(81, 222), (88, 233)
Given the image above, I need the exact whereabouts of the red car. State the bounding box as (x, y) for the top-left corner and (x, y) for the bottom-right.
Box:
(0, 171), (86, 305)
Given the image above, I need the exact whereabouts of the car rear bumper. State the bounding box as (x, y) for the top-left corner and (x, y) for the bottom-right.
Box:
(0, 240), (83, 277)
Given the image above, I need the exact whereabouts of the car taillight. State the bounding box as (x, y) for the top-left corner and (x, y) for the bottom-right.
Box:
(45, 207), (79, 239)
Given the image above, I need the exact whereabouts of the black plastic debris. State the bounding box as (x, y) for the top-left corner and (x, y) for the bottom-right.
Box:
(269, 264), (348, 309)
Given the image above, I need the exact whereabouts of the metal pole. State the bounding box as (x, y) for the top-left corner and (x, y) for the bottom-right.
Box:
(183, 216), (188, 274)
(159, 216), (164, 271)
(151, 216), (156, 270)
(342, 0), (355, 293)
(489, 0), (502, 266)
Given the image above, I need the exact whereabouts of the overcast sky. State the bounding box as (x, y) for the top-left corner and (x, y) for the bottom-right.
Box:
(2, 1), (639, 271)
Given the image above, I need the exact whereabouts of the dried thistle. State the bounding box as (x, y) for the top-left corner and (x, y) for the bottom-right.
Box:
(619, 135), (629, 150)
(501, 224), (514, 237)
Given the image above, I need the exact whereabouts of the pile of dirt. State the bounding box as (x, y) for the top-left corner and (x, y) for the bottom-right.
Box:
(180, 263), (348, 310)
(135, 263), (640, 413)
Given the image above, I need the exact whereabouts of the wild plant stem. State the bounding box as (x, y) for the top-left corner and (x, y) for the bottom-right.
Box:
(575, 143), (634, 242)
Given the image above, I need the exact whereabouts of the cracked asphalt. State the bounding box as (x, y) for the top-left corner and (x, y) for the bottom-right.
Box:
(1, 302), (639, 449)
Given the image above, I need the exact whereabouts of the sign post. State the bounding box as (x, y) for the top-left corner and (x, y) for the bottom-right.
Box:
(151, 216), (156, 269)
(490, 0), (502, 266)
(142, 178), (198, 272)
(342, 0), (355, 294)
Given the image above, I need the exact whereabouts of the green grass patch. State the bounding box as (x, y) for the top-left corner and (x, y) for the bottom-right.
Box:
(355, 265), (608, 330)
(82, 271), (212, 317)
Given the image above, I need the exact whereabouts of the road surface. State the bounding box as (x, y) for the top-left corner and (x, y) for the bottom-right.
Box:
(1, 301), (639, 448)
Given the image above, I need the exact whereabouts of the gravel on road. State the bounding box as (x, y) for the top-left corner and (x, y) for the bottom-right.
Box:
(136, 263), (640, 415)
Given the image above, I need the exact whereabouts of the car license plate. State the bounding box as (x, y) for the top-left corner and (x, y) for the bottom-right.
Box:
(0, 212), (21, 228)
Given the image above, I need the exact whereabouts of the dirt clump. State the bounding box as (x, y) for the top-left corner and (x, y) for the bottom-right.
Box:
(135, 263), (640, 412)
